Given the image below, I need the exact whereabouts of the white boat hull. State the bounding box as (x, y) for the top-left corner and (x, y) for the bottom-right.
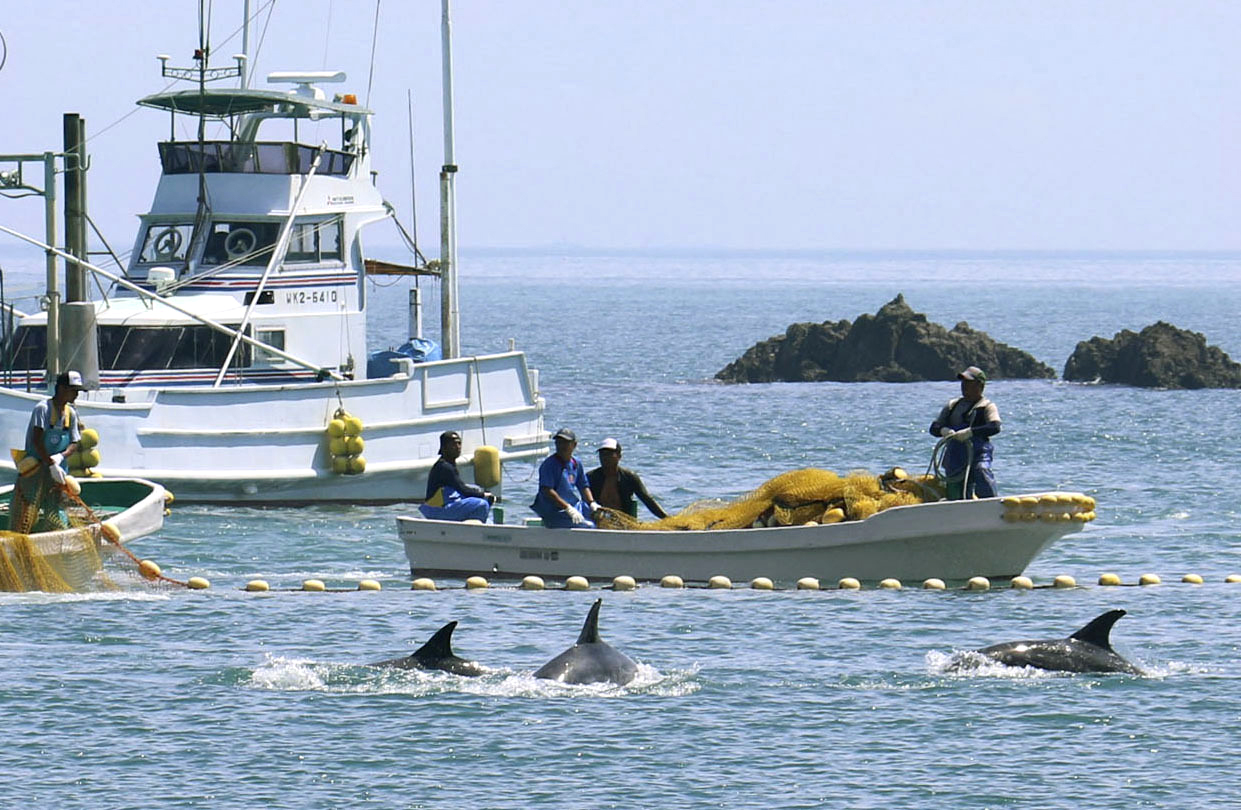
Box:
(397, 493), (1089, 583)
(0, 353), (545, 504)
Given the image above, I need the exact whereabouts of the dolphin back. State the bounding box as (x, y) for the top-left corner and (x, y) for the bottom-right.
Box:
(534, 599), (638, 685)
(371, 620), (483, 676)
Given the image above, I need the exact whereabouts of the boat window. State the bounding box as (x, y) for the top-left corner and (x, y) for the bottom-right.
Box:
(4, 325), (47, 370)
(201, 222), (282, 267)
(286, 219), (343, 263)
(98, 325), (251, 370)
(138, 223), (195, 263)
(255, 329), (286, 364)
(158, 142), (354, 176)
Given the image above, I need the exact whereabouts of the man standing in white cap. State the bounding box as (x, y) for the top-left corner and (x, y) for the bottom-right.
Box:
(929, 366), (1001, 500)
(9, 370), (84, 532)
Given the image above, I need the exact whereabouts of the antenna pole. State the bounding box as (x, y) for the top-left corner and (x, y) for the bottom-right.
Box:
(439, 0), (460, 359)
(240, 0), (250, 89)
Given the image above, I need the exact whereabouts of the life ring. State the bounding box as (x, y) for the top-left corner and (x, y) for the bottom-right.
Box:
(152, 227), (183, 260)
(224, 227), (257, 258)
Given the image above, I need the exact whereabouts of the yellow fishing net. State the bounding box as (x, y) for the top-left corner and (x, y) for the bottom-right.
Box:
(594, 467), (943, 531)
(0, 474), (180, 593)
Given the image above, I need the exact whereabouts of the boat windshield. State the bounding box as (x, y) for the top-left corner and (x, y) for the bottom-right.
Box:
(138, 223), (195, 263)
(201, 222), (282, 267)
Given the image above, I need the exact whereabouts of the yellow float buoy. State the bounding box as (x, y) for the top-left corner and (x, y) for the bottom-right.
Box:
(565, 575), (590, 591)
(796, 577), (820, 590)
(708, 575), (732, 590)
(302, 579), (326, 592)
(1053, 574), (1077, 589)
(347, 456), (367, 475)
(660, 574), (684, 589)
(837, 577), (861, 590)
(186, 576), (210, 590)
(520, 575), (545, 591)
(343, 415), (364, 436)
(965, 576), (990, 591)
(164, 490), (175, 505)
(344, 435), (365, 455)
(1098, 573), (1122, 586)
(821, 507), (846, 524)
(879, 578), (902, 590)
(357, 579), (382, 591)
(1138, 573), (1161, 586)
(411, 577), (437, 591)
(327, 419), (346, 438)
(472, 445), (502, 490)
(138, 559), (162, 581)
(1182, 573), (1204, 585)
(1010, 576), (1034, 590)
(100, 522), (122, 544)
(331, 456), (349, 474)
(465, 576), (489, 589)
(329, 437), (349, 456)
(1226, 574), (1241, 584)
(612, 575), (637, 591)
(64, 475), (81, 497)
(750, 577), (774, 591)
(79, 427), (100, 449)
(245, 579), (270, 592)
(923, 578), (946, 590)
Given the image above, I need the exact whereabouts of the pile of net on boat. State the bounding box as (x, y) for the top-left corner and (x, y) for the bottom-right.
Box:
(0, 476), (174, 593)
(594, 467), (943, 531)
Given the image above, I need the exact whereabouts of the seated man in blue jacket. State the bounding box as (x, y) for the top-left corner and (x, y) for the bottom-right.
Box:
(929, 366), (1001, 500)
(531, 428), (599, 528)
(418, 431), (494, 521)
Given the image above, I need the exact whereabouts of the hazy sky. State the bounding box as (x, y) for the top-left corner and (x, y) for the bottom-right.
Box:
(1, 1), (1238, 253)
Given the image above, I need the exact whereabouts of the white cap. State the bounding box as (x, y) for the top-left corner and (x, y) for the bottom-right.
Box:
(597, 438), (620, 452)
(57, 370), (84, 389)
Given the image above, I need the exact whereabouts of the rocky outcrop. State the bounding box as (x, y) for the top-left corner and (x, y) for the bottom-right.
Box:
(1063, 321), (1241, 389)
(715, 295), (1055, 383)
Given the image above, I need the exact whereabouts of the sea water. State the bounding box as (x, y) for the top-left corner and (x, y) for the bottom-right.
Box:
(1, 252), (1240, 808)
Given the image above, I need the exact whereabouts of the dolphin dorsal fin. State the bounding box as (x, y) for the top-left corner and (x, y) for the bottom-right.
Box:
(411, 621), (459, 663)
(576, 599), (603, 644)
(1069, 610), (1126, 649)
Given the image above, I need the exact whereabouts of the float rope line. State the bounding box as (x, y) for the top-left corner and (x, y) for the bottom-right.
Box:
(61, 488), (189, 588)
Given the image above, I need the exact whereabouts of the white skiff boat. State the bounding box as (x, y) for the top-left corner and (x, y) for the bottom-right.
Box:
(0, 477), (167, 591)
(396, 491), (1095, 584)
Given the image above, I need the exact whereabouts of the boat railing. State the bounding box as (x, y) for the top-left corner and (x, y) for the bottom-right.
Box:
(158, 141), (354, 176)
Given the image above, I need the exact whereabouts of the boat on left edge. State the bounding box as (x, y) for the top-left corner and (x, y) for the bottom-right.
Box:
(0, 477), (167, 591)
(0, 2), (546, 504)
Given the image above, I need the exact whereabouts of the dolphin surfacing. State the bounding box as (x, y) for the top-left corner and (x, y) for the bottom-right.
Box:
(533, 599), (638, 686)
(370, 620), (484, 676)
(964, 609), (1144, 675)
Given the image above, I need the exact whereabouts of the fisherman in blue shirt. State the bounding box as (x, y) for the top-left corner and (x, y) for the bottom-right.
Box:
(418, 430), (494, 522)
(531, 428), (599, 528)
(10, 370), (84, 533)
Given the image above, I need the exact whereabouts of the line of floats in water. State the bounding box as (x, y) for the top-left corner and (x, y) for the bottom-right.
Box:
(148, 571), (1241, 592)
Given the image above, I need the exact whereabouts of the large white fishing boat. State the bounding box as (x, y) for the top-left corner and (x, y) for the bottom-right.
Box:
(0, 3), (546, 503)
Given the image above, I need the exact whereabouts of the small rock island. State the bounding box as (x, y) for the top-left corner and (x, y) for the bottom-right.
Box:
(716, 295), (1054, 383)
(1063, 321), (1241, 389)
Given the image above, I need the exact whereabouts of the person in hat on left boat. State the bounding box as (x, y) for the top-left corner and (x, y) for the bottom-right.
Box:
(418, 430), (495, 522)
(9, 370), (85, 533)
(531, 428), (600, 528)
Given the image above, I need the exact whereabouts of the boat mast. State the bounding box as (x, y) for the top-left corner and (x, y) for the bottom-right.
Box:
(439, 0), (460, 359)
